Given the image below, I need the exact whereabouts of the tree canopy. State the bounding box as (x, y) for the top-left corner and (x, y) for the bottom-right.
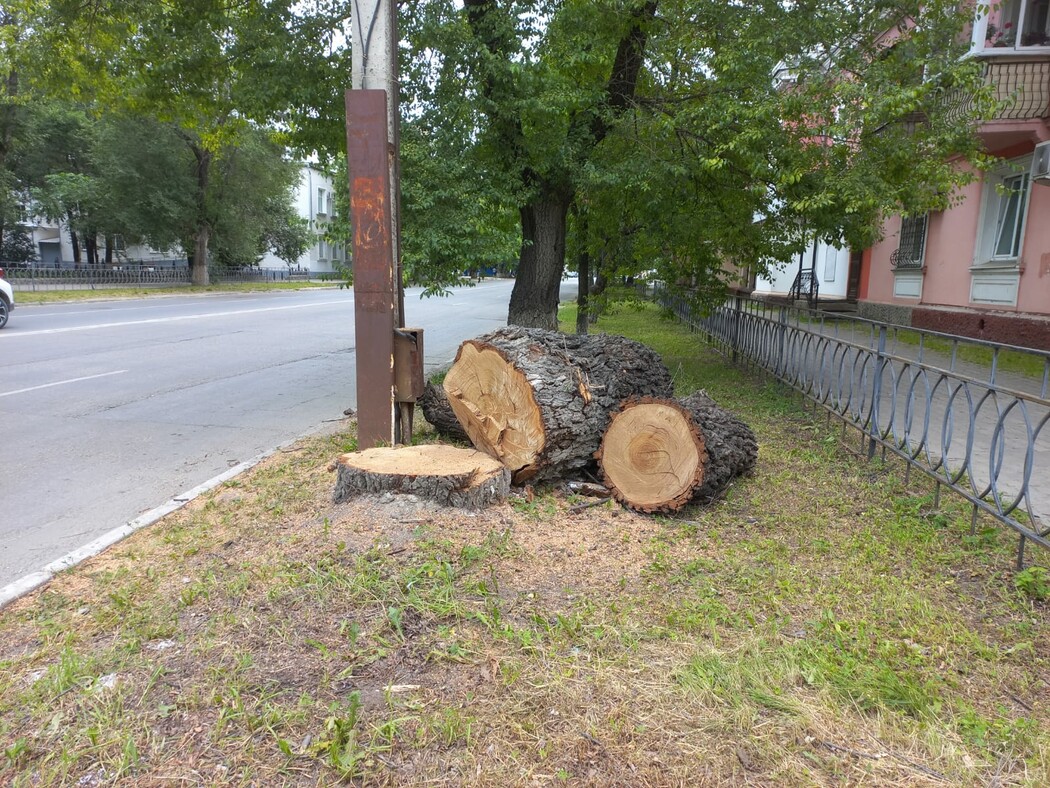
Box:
(4, 1), (996, 322)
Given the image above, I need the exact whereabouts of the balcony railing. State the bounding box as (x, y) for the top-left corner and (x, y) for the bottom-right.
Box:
(946, 54), (1050, 123)
(984, 56), (1050, 119)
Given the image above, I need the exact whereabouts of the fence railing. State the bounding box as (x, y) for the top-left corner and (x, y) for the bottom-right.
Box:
(658, 288), (1050, 566)
(3, 262), (320, 290)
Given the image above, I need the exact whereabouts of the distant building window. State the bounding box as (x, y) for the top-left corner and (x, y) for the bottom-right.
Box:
(988, 0), (1050, 48)
(891, 214), (928, 269)
(317, 188), (326, 216)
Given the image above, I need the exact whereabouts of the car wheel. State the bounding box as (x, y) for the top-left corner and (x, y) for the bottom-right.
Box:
(0, 297), (8, 329)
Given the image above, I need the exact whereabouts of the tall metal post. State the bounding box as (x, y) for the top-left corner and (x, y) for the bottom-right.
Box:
(347, 0), (404, 447)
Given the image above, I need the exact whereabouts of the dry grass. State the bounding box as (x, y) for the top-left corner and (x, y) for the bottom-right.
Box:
(1, 302), (1048, 786)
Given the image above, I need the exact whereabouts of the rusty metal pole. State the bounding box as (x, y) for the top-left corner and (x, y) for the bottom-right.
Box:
(348, 0), (404, 447)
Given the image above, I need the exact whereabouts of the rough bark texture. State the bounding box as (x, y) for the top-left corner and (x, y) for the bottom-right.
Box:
(508, 198), (570, 329)
(597, 391), (757, 513)
(419, 382), (469, 442)
(678, 391), (758, 501)
(332, 445), (510, 509)
(444, 327), (673, 484)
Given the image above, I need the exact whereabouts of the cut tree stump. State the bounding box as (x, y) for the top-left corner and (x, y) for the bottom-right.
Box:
(332, 444), (511, 509)
(596, 391), (757, 513)
(443, 327), (673, 484)
(419, 382), (469, 442)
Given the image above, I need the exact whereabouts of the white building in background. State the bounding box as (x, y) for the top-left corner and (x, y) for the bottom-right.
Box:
(753, 237), (852, 300)
(19, 162), (345, 273)
(258, 163), (348, 274)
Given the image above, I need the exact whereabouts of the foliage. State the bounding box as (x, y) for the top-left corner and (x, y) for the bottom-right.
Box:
(1015, 566), (1050, 601)
(400, 0), (995, 325)
(8, 0), (346, 281)
(0, 222), (35, 261)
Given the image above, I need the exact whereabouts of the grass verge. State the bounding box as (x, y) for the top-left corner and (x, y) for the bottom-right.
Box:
(12, 281), (337, 305)
(1, 301), (1047, 786)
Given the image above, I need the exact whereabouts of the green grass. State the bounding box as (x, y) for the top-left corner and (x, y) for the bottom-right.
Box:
(892, 327), (1048, 380)
(0, 297), (1047, 785)
(11, 280), (336, 304)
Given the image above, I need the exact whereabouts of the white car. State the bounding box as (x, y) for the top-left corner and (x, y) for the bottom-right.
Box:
(0, 267), (14, 329)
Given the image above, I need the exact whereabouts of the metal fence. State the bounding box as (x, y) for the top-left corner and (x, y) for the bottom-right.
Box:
(2, 262), (320, 290)
(658, 288), (1050, 566)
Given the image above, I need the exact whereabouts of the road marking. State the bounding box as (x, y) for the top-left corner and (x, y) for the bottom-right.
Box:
(0, 299), (352, 338)
(0, 370), (128, 398)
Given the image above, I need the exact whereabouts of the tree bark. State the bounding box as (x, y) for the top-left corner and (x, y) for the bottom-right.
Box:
(443, 327), (673, 484)
(597, 391), (757, 513)
(190, 144), (212, 286)
(69, 222), (81, 265)
(419, 381), (469, 442)
(332, 444), (511, 509)
(508, 197), (570, 329)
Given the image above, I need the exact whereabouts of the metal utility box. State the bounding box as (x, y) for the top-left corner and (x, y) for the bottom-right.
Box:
(393, 327), (424, 404)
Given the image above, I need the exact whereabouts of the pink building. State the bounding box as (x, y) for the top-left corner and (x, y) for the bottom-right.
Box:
(859, 0), (1050, 349)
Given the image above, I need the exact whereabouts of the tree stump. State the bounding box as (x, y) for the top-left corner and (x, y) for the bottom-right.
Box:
(419, 382), (469, 442)
(596, 391), (757, 512)
(332, 445), (511, 509)
(443, 327), (673, 484)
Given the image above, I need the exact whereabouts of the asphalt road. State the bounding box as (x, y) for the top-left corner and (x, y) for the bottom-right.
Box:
(0, 281), (532, 586)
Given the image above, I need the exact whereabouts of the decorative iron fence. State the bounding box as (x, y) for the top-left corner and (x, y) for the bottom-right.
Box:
(2, 262), (319, 290)
(658, 288), (1050, 566)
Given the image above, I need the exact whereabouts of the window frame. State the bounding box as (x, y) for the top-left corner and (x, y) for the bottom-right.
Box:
(984, 0), (1050, 52)
(892, 213), (929, 270)
(974, 156), (1033, 267)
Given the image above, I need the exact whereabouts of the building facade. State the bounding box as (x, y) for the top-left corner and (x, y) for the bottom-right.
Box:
(859, 1), (1050, 349)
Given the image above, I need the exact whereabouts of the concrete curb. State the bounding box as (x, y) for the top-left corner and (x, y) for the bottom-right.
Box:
(0, 446), (286, 611)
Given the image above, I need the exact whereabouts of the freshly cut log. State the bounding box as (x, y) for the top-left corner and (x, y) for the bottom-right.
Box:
(596, 391), (757, 513)
(332, 445), (510, 509)
(419, 381), (469, 442)
(443, 327), (673, 484)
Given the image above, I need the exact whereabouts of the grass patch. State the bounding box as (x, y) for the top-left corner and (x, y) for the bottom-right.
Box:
(12, 280), (335, 305)
(1, 298), (1048, 785)
(892, 327), (1048, 380)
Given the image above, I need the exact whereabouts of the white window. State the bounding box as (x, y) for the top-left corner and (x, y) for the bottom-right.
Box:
(987, 0), (1050, 49)
(976, 160), (1031, 264)
(317, 188), (326, 216)
(971, 157), (1031, 305)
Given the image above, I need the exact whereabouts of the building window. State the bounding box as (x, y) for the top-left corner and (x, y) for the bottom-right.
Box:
(988, 0), (1050, 48)
(317, 188), (326, 216)
(891, 214), (928, 269)
(976, 161), (1031, 264)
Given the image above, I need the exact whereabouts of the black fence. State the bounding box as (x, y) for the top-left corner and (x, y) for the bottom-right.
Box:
(658, 287), (1050, 566)
(2, 262), (324, 290)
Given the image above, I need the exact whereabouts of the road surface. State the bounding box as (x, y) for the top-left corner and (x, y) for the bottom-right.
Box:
(0, 282), (535, 586)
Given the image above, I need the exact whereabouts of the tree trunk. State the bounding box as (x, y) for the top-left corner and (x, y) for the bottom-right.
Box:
(597, 391), (758, 513)
(332, 444), (511, 509)
(104, 235), (114, 265)
(575, 245), (591, 335)
(443, 327), (673, 484)
(508, 197), (570, 329)
(85, 234), (97, 266)
(70, 225), (81, 265)
(419, 381), (469, 442)
(190, 145), (212, 286)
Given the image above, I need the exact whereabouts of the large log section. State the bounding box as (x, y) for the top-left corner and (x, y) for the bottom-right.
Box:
(597, 391), (758, 513)
(443, 328), (673, 484)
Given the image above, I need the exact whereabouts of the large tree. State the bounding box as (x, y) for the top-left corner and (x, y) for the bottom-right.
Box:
(12, 0), (347, 282)
(405, 0), (993, 328)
